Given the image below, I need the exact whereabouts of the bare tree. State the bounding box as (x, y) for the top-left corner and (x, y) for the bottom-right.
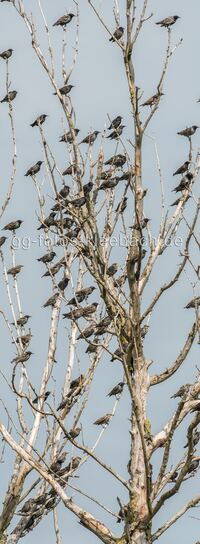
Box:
(0, 1), (200, 544)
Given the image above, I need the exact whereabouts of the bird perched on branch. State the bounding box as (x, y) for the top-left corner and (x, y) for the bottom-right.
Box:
(54, 84), (74, 96)
(77, 323), (96, 339)
(115, 197), (128, 213)
(25, 161), (43, 177)
(67, 286), (95, 306)
(59, 129), (80, 143)
(14, 331), (32, 348)
(94, 316), (112, 336)
(185, 296), (200, 309)
(177, 125), (198, 138)
(170, 195), (191, 207)
(49, 452), (68, 473)
(173, 161), (190, 176)
(156, 15), (180, 27)
(172, 172), (193, 193)
(70, 196), (87, 208)
(12, 315), (31, 327)
(133, 218), (150, 230)
(105, 154), (126, 167)
(1, 90), (17, 103)
(68, 427), (81, 440)
(99, 178), (120, 190)
(32, 391), (50, 404)
(109, 26), (124, 42)
(142, 92), (164, 107)
(110, 348), (124, 362)
(184, 430), (200, 449)
(56, 185), (70, 200)
(94, 413), (112, 426)
(30, 114), (48, 128)
(58, 276), (69, 292)
(7, 265), (23, 277)
(107, 382), (124, 397)
(63, 303), (98, 320)
(3, 219), (23, 232)
(106, 125), (125, 139)
(80, 131), (100, 145)
(53, 13), (75, 27)
(11, 351), (33, 364)
(108, 115), (122, 130)
(107, 263), (118, 276)
(42, 260), (64, 277)
(171, 383), (190, 399)
(43, 292), (59, 308)
(62, 164), (80, 176)
(37, 251), (56, 264)
(0, 236), (7, 247)
(37, 212), (56, 230)
(187, 458), (200, 474)
(0, 48), (13, 59)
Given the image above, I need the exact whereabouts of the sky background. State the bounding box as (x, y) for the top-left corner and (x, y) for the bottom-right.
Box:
(0, 0), (200, 542)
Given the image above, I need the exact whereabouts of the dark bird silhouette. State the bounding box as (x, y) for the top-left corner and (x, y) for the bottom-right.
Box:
(68, 427), (81, 439)
(115, 197), (128, 213)
(184, 431), (200, 449)
(54, 84), (74, 96)
(108, 115), (122, 130)
(80, 131), (100, 145)
(185, 296), (200, 309)
(56, 185), (70, 200)
(94, 413), (112, 426)
(63, 302), (98, 320)
(156, 15), (180, 27)
(49, 452), (68, 472)
(62, 164), (80, 176)
(30, 114), (48, 127)
(15, 331), (32, 348)
(86, 342), (99, 354)
(58, 276), (69, 291)
(66, 456), (81, 471)
(106, 125), (125, 139)
(187, 459), (200, 474)
(105, 154), (126, 167)
(53, 13), (75, 27)
(109, 26), (124, 42)
(99, 178), (120, 190)
(95, 316), (112, 336)
(107, 263), (118, 276)
(173, 161), (190, 176)
(37, 212), (56, 230)
(107, 382), (124, 397)
(33, 391), (51, 404)
(12, 315), (31, 327)
(177, 125), (198, 138)
(83, 181), (93, 195)
(11, 351), (33, 364)
(110, 348), (124, 362)
(37, 251), (56, 264)
(142, 92), (164, 107)
(25, 161), (43, 177)
(171, 383), (190, 399)
(57, 376), (84, 410)
(7, 265), (23, 277)
(67, 286), (95, 305)
(18, 499), (35, 514)
(170, 195), (191, 207)
(172, 172), (193, 192)
(70, 196), (87, 208)
(0, 48), (13, 59)
(0, 236), (7, 247)
(134, 218), (150, 230)
(3, 219), (23, 232)
(77, 323), (96, 339)
(43, 292), (59, 308)
(59, 129), (80, 143)
(1, 90), (17, 103)
(70, 375), (84, 390)
(42, 260), (64, 277)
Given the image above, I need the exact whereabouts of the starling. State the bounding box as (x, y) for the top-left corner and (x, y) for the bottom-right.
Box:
(67, 286), (95, 305)
(56, 185), (70, 200)
(105, 154), (126, 167)
(170, 195), (191, 207)
(37, 251), (56, 264)
(11, 350), (33, 364)
(86, 342), (99, 354)
(173, 161), (190, 176)
(107, 382), (124, 397)
(184, 431), (200, 449)
(63, 302), (98, 320)
(110, 348), (123, 361)
(54, 84), (74, 96)
(32, 391), (51, 404)
(25, 160), (43, 177)
(53, 13), (75, 27)
(133, 218), (150, 230)
(58, 276), (69, 291)
(70, 196), (87, 208)
(37, 212), (56, 230)
(187, 459), (200, 474)
(142, 92), (164, 107)
(108, 115), (122, 130)
(43, 292), (60, 308)
(12, 315), (31, 327)
(77, 323), (96, 339)
(30, 114), (48, 127)
(106, 125), (125, 139)
(83, 181), (93, 195)
(68, 427), (81, 439)
(59, 129), (80, 143)
(0, 48), (13, 59)
(62, 164), (80, 176)
(118, 169), (135, 180)
(15, 332), (32, 348)
(94, 413), (112, 426)
(115, 197), (128, 213)
(7, 265), (23, 276)
(99, 178), (120, 190)
(156, 16), (180, 27)
(49, 452), (68, 472)
(0, 236), (7, 247)
(171, 383), (190, 399)
(107, 263), (118, 276)
(3, 219), (23, 232)
(55, 218), (74, 229)
(65, 227), (80, 239)
(70, 375), (84, 390)
(18, 499), (35, 514)
(66, 456), (81, 471)
(109, 26), (124, 42)
(80, 131), (100, 145)
(42, 260), (64, 277)
(1, 90), (17, 103)
(95, 316), (112, 336)
(177, 125), (198, 138)
(185, 296), (200, 309)
(172, 172), (193, 192)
